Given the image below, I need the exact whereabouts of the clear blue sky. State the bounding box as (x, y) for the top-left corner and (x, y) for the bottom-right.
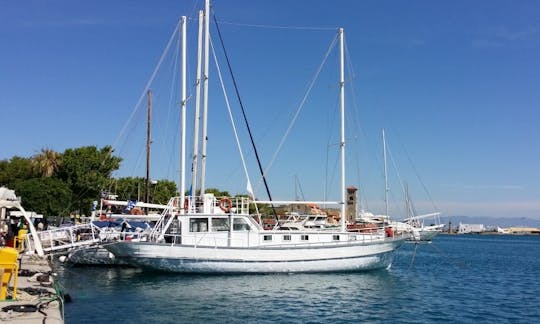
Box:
(1, 0), (539, 219)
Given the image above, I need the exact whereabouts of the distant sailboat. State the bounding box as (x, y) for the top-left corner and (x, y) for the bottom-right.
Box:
(356, 129), (443, 243)
(402, 184), (443, 242)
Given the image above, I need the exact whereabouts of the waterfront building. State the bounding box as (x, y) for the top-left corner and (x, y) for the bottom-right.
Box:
(458, 223), (485, 234)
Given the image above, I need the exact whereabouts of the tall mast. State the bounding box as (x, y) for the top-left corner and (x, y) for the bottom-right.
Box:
(383, 129), (389, 218)
(199, 0), (210, 196)
(191, 10), (204, 196)
(339, 27), (346, 232)
(180, 16), (187, 213)
(145, 89), (152, 205)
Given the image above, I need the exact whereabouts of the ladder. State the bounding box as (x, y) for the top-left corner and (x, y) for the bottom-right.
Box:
(26, 223), (103, 255)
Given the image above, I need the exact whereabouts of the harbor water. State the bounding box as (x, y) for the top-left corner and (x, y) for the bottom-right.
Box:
(57, 235), (540, 323)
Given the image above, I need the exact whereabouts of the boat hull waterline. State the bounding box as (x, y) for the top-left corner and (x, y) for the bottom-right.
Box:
(66, 246), (127, 266)
(105, 238), (404, 273)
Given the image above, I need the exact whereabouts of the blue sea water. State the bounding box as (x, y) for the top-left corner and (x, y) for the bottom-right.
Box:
(57, 235), (540, 323)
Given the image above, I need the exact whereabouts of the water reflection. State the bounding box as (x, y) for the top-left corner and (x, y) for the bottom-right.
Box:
(59, 264), (407, 323)
(58, 235), (540, 323)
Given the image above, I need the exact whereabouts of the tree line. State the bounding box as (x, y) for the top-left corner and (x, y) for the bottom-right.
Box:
(0, 146), (177, 217)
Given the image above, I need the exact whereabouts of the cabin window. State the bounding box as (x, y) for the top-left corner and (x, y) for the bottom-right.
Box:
(211, 218), (230, 231)
(333, 235), (340, 241)
(283, 235), (291, 241)
(301, 234), (309, 241)
(233, 218), (251, 231)
(190, 218), (208, 232)
(263, 235), (272, 241)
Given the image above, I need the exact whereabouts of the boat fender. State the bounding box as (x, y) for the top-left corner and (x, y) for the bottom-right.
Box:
(218, 198), (232, 213)
(385, 227), (394, 238)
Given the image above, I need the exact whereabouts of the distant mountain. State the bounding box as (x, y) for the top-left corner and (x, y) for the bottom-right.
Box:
(440, 215), (540, 228)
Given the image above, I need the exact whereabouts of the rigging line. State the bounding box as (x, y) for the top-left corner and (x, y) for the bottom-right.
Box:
(294, 174), (306, 201)
(210, 37), (256, 199)
(386, 140), (407, 198)
(212, 13), (278, 220)
(344, 41), (388, 188)
(387, 142), (412, 218)
(324, 96), (341, 203)
(263, 33), (339, 179)
(111, 19), (181, 152)
(389, 120), (438, 212)
(408, 242), (419, 270)
(344, 40), (369, 192)
(214, 20), (337, 31)
(344, 41), (364, 148)
(326, 142), (341, 204)
(399, 141), (439, 211)
(162, 30), (181, 178)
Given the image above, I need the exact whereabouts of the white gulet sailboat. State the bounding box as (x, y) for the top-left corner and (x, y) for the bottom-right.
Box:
(105, 2), (405, 273)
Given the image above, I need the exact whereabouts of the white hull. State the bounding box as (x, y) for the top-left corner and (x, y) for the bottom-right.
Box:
(66, 246), (127, 266)
(413, 224), (445, 242)
(105, 238), (403, 273)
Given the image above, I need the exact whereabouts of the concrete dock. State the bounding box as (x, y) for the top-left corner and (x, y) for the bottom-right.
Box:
(0, 253), (64, 323)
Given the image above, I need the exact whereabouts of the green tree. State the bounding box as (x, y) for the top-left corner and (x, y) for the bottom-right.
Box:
(33, 148), (61, 177)
(13, 177), (72, 216)
(151, 180), (177, 204)
(107, 177), (177, 205)
(0, 156), (36, 187)
(57, 146), (122, 216)
(204, 188), (230, 197)
(109, 177), (141, 201)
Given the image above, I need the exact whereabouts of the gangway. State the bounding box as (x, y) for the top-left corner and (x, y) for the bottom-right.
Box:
(22, 197), (179, 256)
(25, 223), (103, 255)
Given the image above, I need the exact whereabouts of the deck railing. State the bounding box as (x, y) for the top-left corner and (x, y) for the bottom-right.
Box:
(152, 228), (403, 249)
(27, 223), (103, 254)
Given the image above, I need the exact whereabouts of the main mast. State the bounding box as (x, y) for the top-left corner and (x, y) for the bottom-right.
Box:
(180, 16), (187, 214)
(199, 0), (210, 195)
(339, 28), (346, 232)
(190, 10), (204, 197)
(383, 129), (389, 218)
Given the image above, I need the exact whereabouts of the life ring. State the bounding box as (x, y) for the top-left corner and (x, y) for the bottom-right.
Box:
(218, 197), (233, 213)
(385, 227), (394, 238)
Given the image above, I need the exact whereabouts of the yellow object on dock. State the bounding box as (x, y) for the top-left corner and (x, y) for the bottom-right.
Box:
(0, 247), (19, 300)
(15, 229), (28, 252)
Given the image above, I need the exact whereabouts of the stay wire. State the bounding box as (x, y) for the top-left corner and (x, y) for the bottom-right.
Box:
(214, 20), (337, 31)
(408, 242), (419, 270)
(209, 37), (255, 200)
(58, 19), (182, 218)
(211, 13), (278, 220)
(262, 32), (339, 181)
(111, 19), (182, 152)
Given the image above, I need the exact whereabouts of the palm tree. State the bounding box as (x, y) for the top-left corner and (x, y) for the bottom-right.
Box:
(33, 148), (61, 177)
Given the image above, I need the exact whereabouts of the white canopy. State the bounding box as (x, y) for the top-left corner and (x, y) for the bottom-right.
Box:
(0, 186), (45, 256)
(0, 186), (20, 209)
